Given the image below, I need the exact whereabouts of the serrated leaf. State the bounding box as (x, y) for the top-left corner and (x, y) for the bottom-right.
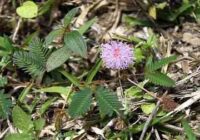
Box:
(46, 47), (70, 72)
(68, 88), (92, 118)
(64, 8), (79, 27)
(146, 72), (175, 87)
(182, 119), (197, 140)
(64, 30), (87, 58)
(147, 55), (177, 72)
(141, 103), (156, 115)
(95, 87), (122, 117)
(12, 105), (33, 132)
(78, 17), (97, 35)
(0, 90), (12, 119)
(13, 37), (49, 77)
(16, 1), (38, 18)
(4, 133), (33, 140)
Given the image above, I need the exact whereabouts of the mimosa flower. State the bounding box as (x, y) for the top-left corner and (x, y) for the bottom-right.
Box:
(100, 41), (134, 69)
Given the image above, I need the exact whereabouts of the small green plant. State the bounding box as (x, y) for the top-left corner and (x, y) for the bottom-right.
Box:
(68, 86), (122, 118)
(145, 55), (176, 87)
(13, 7), (96, 80)
(125, 0), (200, 25)
(45, 7), (96, 72)
(5, 105), (45, 140)
(13, 37), (51, 78)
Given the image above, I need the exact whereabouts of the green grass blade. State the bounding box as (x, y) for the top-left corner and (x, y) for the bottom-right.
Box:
(86, 59), (102, 85)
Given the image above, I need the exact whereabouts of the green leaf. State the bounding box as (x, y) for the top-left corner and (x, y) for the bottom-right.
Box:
(16, 1), (38, 18)
(148, 5), (157, 19)
(95, 87), (122, 117)
(0, 36), (13, 56)
(124, 15), (152, 27)
(143, 93), (154, 100)
(39, 98), (57, 115)
(194, 6), (200, 23)
(147, 55), (177, 72)
(18, 83), (33, 103)
(64, 8), (79, 27)
(59, 70), (81, 88)
(134, 48), (145, 63)
(141, 103), (156, 115)
(39, 86), (71, 100)
(45, 28), (64, 46)
(38, 0), (54, 16)
(78, 17), (97, 35)
(34, 118), (45, 131)
(4, 133), (33, 140)
(145, 72), (175, 87)
(68, 88), (92, 118)
(46, 47), (70, 72)
(182, 119), (196, 140)
(13, 37), (50, 77)
(12, 105), (33, 132)
(124, 86), (143, 98)
(39, 86), (69, 94)
(161, 3), (192, 22)
(0, 75), (7, 87)
(169, 3), (192, 21)
(0, 90), (12, 119)
(23, 31), (39, 46)
(64, 30), (87, 58)
(156, 2), (167, 9)
(86, 59), (102, 84)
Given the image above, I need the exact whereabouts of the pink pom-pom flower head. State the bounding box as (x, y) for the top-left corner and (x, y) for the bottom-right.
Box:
(100, 41), (134, 70)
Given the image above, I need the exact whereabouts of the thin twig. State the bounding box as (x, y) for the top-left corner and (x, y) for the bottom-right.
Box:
(12, 18), (22, 42)
(118, 70), (123, 97)
(163, 124), (200, 137)
(154, 129), (161, 140)
(139, 101), (161, 140)
(0, 128), (9, 139)
(7, 119), (15, 133)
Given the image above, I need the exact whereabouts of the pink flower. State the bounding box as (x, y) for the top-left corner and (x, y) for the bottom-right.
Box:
(100, 41), (134, 69)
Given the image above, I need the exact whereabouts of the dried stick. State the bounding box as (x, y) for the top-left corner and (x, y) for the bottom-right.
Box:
(12, 18), (22, 42)
(139, 101), (161, 140)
